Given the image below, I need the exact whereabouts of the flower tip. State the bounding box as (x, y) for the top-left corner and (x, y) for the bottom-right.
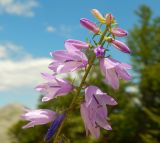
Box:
(80, 18), (86, 23)
(91, 8), (97, 13)
(113, 100), (118, 105)
(22, 126), (27, 129)
(106, 13), (114, 25)
(124, 48), (131, 54)
(49, 52), (53, 57)
(102, 124), (112, 131)
(125, 31), (128, 36)
(107, 125), (112, 130)
(42, 96), (51, 102)
(109, 97), (118, 105)
(35, 85), (41, 91)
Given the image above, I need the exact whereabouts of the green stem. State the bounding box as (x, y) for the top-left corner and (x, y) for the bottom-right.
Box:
(98, 26), (108, 45)
(53, 26), (108, 143)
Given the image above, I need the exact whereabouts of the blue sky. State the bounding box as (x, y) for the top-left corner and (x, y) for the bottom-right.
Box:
(0, 0), (160, 108)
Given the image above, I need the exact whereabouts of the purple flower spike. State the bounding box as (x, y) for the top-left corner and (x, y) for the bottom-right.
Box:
(80, 18), (100, 34)
(36, 73), (73, 102)
(94, 46), (105, 58)
(44, 113), (65, 141)
(21, 109), (57, 129)
(80, 86), (117, 138)
(111, 28), (128, 37)
(110, 39), (131, 53)
(100, 57), (132, 89)
(65, 39), (89, 52)
(49, 50), (88, 74)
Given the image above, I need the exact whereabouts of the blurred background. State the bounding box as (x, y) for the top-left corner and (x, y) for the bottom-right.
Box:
(0, 0), (160, 143)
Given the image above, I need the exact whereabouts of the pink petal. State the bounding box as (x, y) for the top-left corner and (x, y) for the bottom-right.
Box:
(104, 68), (119, 89)
(95, 107), (112, 130)
(65, 39), (89, 52)
(80, 103), (100, 138)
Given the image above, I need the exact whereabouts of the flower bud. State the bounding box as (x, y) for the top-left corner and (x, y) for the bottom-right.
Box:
(80, 18), (100, 34)
(44, 113), (65, 141)
(110, 39), (131, 54)
(94, 46), (105, 57)
(91, 9), (106, 24)
(111, 28), (128, 37)
(106, 13), (114, 25)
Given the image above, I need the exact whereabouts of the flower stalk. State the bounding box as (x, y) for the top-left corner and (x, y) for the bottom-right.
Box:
(53, 26), (108, 143)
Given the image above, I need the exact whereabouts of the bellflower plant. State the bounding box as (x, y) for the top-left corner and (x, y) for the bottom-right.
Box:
(22, 8), (132, 143)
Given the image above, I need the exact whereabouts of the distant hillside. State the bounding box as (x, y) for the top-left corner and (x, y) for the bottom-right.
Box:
(0, 104), (24, 143)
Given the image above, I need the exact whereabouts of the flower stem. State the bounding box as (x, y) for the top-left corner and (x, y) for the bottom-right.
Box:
(53, 26), (108, 143)
(98, 26), (108, 45)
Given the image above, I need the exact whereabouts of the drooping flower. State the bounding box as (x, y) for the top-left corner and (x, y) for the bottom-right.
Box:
(110, 39), (131, 53)
(44, 113), (65, 141)
(100, 57), (132, 89)
(80, 86), (117, 138)
(94, 45), (105, 58)
(36, 73), (73, 102)
(49, 50), (88, 74)
(65, 39), (89, 52)
(106, 13), (114, 25)
(91, 9), (106, 24)
(21, 109), (57, 129)
(80, 18), (100, 34)
(111, 28), (128, 37)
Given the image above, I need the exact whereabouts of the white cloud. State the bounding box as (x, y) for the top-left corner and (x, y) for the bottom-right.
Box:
(0, 42), (51, 91)
(45, 24), (80, 38)
(59, 25), (73, 34)
(45, 25), (72, 36)
(0, 0), (38, 17)
(59, 24), (72, 37)
(0, 42), (31, 59)
(46, 26), (56, 33)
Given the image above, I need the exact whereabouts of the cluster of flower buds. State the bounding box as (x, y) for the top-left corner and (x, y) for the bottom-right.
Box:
(21, 9), (132, 142)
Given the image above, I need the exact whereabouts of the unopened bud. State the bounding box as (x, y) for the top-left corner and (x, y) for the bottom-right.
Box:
(91, 9), (106, 24)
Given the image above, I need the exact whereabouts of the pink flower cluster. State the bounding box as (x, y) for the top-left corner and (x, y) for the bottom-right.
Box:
(21, 9), (132, 141)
